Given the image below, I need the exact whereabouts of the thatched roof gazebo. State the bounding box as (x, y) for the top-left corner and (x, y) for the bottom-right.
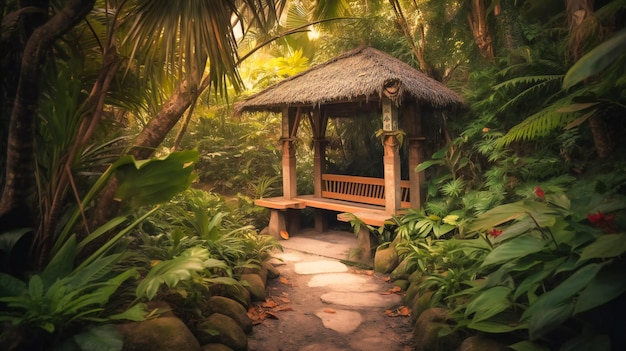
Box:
(235, 46), (462, 255)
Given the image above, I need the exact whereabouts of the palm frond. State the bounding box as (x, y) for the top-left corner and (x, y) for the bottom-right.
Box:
(494, 75), (563, 113)
(496, 103), (580, 147)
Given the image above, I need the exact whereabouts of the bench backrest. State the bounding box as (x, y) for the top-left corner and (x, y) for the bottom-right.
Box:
(321, 174), (410, 208)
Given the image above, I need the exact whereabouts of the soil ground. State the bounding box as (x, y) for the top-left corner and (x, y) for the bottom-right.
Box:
(246, 229), (415, 351)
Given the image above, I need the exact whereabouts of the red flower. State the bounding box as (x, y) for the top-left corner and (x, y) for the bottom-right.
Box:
(488, 229), (503, 238)
(534, 186), (545, 198)
(587, 212), (617, 233)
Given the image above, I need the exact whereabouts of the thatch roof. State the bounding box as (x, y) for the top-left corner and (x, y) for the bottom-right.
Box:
(235, 46), (463, 114)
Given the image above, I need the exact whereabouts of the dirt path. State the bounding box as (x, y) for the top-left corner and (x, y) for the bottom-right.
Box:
(247, 232), (414, 351)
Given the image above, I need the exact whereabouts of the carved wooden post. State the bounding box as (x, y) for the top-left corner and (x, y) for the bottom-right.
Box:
(382, 97), (401, 214)
(281, 107), (298, 199)
(310, 108), (329, 232)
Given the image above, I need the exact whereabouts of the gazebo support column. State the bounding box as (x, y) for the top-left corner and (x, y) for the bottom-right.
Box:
(383, 134), (402, 214)
(281, 107), (299, 199)
(382, 97), (401, 214)
(310, 109), (329, 232)
(404, 102), (426, 208)
(263, 107), (300, 238)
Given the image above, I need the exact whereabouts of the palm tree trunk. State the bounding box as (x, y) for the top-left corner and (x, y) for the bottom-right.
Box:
(0, 0), (95, 225)
(565, 0), (612, 158)
(83, 72), (209, 255)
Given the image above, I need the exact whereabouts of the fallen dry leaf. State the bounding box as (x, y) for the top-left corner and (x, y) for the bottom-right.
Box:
(280, 297), (291, 303)
(280, 230), (289, 240)
(384, 306), (411, 317)
(261, 300), (278, 308)
(279, 277), (291, 285)
(323, 308), (336, 314)
(265, 311), (280, 319)
(275, 305), (293, 312)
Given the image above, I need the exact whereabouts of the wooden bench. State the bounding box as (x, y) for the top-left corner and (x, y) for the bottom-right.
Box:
(322, 174), (411, 208)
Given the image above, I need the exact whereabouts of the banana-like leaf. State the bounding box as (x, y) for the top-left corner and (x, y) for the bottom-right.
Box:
(563, 28), (626, 89)
(481, 236), (547, 267)
(42, 234), (78, 288)
(136, 247), (209, 300)
(464, 286), (512, 323)
(114, 150), (198, 208)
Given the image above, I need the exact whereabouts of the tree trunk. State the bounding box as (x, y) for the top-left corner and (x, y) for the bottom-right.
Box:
(0, 0), (95, 227)
(84, 74), (209, 254)
(565, 0), (612, 158)
(468, 0), (494, 60)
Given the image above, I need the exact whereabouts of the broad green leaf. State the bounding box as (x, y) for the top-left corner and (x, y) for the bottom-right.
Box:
(522, 263), (603, 320)
(469, 203), (530, 232)
(115, 150), (198, 208)
(109, 303), (148, 322)
(579, 233), (626, 261)
(563, 28), (626, 89)
(0, 272), (27, 297)
(464, 286), (512, 322)
(136, 247), (208, 300)
(467, 319), (527, 333)
(509, 340), (551, 351)
(77, 216), (128, 252)
(574, 265), (626, 315)
(0, 227), (31, 254)
(528, 302), (574, 340)
(28, 275), (44, 299)
(42, 235), (77, 288)
(513, 257), (567, 300)
(415, 159), (443, 172)
(481, 236), (547, 267)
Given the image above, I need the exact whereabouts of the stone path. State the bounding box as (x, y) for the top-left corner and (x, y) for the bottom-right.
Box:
(247, 230), (414, 351)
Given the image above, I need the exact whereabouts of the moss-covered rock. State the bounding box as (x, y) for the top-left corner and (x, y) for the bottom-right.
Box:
(373, 243), (399, 273)
(196, 313), (247, 351)
(390, 258), (410, 281)
(393, 279), (409, 291)
(411, 290), (434, 323)
(206, 296), (253, 333)
(239, 273), (266, 301)
(402, 281), (421, 305)
(262, 261), (280, 279)
(457, 335), (510, 351)
(210, 283), (252, 309)
(413, 308), (458, 351)
(117, 316), (200, 351)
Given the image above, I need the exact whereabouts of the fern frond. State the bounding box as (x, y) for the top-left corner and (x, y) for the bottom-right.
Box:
(496, 98), (587, 147)
(493, 75), (563, 91)
(496, 76), (563, 113)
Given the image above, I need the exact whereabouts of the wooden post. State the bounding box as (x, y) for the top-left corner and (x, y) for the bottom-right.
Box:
(281, 107), (299, 199)
(404, 102), (426, 208)
(310, 108), (329, 232)
(382, 97), (401, 214)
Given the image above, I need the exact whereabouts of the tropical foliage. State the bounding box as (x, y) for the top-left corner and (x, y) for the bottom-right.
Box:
(1, 0), (625, 350)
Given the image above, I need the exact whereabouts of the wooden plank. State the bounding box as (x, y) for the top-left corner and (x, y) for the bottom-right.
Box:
(294, 195), (386, 213)
(254, 197), (305, 210)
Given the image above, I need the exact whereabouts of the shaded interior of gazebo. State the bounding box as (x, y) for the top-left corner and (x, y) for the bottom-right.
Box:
(235, 47), (462, 260)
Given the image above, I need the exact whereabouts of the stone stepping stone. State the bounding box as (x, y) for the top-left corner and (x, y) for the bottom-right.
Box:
(314, 309), (362, 334)
(320, 292), (402, 309)
(271, 252), (303, 263)
(294, 260), (348, 275)
(307, 273), (382, 292)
